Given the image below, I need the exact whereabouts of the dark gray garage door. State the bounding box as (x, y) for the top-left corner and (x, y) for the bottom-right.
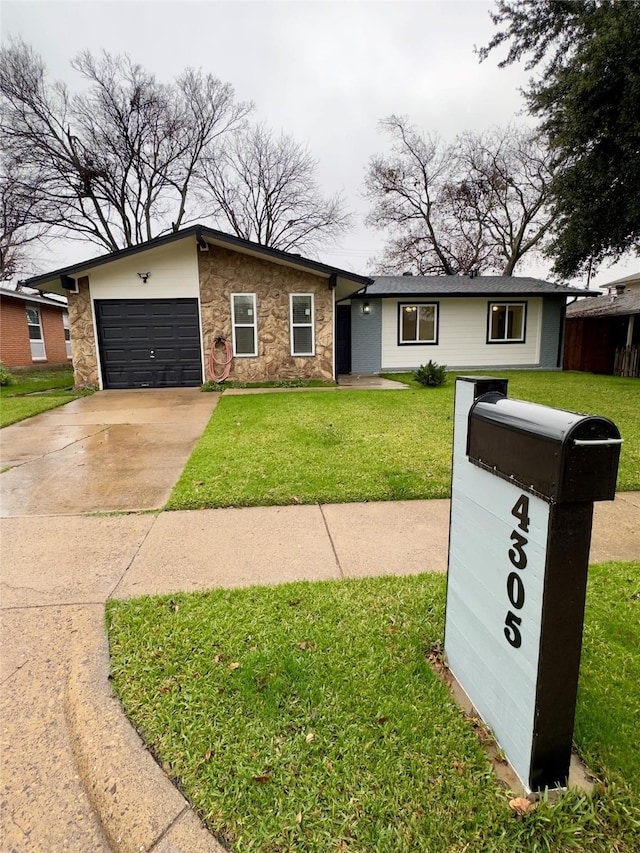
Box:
(96, 299), (203, 389)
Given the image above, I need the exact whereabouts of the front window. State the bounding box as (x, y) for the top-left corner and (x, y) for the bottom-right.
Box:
(231, 293), (257, 356)
(63, 313), (72, 359)
(488, 302), (526, 343)
(26, 306), (46, 360)
(290, 294), (315, 356)
(399, 303), (438, 344)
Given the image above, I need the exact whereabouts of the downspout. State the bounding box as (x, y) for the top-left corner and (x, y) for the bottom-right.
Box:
(557, 299), (567, 369)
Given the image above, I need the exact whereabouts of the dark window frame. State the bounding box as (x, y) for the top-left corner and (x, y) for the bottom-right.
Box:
(487, 301), (527, 344)
(397, 301), (440, 346)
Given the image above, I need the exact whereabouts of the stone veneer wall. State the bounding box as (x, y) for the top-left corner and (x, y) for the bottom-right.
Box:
(199, 247), (334, 382)
(68, 276), (100, 387)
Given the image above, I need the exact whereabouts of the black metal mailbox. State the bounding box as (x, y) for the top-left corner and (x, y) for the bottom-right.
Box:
(467, 393), (622, 503)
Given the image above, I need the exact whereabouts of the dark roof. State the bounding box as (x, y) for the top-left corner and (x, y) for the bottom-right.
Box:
(362, 275), (589, 298)
(566, 289), (640, 318)
(22, 224), (373, 291)
(0, 286), (68, 309)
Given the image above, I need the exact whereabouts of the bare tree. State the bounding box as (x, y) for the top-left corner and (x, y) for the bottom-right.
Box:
(0, 161), (56, 280)
(456, 126), (558, 275)
(365, 115), (557, 275)
(199, 122), (352, 255)
(0, 40), (251, 253)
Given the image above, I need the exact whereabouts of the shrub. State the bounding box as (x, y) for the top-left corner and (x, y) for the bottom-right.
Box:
(0, 363), (15, 386)
(413, 360), (447, 387)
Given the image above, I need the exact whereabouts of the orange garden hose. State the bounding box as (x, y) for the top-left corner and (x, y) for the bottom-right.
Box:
(208, 335), (233, 383)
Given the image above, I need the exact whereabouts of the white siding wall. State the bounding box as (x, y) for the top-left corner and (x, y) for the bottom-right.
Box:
(88, 239), (200, 301)
(381, 297), (542, 369)
(88, 238), (202, 389)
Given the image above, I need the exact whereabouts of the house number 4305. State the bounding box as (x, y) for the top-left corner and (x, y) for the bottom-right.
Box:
(504, 494), (530, 649)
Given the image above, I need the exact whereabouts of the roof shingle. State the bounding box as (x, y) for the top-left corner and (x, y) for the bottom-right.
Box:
(364, 275), (585, 297)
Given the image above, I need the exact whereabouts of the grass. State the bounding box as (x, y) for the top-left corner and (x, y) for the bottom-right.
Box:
(106, 561), (640, 853)
(168, 371), (639, 509)
(574, 562), (640, 791)
(0, 366), (87, 428)
(167, 388), (453, 509)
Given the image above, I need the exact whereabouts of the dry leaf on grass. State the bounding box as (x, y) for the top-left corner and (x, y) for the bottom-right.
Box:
(509, 797), (535, 817)
(229, 661), (240, 670)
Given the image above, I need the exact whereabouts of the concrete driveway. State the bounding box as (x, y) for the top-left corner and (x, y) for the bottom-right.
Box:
(0, 389), (219, 516)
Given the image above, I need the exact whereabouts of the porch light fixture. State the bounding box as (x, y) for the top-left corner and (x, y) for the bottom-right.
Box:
(362, 302), (371, 314)
(137, 272), (151, 283)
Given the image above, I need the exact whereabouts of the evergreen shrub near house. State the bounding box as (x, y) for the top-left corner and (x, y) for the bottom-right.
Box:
(0, 363), (15, 386)
(414, 360), (447, 387)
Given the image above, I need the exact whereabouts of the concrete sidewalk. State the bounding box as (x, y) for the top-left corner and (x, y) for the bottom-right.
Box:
(2, 494), (639, 852)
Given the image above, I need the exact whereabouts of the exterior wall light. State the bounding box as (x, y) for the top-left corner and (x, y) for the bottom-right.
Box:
(137, 272), (151, 283)
(362, 302), (371, 314)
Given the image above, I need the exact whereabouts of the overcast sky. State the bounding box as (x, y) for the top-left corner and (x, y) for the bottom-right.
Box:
(3, 0), (637, 288)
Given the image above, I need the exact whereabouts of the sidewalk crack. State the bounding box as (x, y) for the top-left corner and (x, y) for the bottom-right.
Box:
(148, 804), (190, 851)
(107, 512), (160, 600)
(318, 503), (344, 579)
(1, 425), (111, 471)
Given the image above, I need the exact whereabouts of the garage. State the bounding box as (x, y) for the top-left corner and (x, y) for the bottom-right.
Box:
(95, 298), (203, 389)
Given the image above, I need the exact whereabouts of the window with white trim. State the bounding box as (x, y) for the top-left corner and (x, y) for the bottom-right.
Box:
(231, 293), (258, 356)
(488, 302), (526, 343)
(399, 303), (438, 344)
(290, 294), (315, 356)
(26, 306), (46, 360)
(63, 312), (72, 359)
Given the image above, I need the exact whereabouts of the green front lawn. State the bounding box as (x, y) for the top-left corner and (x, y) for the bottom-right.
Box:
(168, 372), (639, 510)
(107, 560), (640, 853)
(0, 366), (87, 428)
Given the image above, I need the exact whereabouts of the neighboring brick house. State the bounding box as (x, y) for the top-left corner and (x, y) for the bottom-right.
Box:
(0, 286), (72, 369)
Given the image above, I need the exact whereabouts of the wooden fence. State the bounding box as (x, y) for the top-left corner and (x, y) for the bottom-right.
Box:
(614, 345), (640, 377)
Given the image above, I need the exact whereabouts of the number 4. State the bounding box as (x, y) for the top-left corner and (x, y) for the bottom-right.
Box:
(511, 495), (530, 533)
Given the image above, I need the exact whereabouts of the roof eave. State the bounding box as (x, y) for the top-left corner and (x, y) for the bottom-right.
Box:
(22, 225), (372, 292)
(360, 289), (583, 298)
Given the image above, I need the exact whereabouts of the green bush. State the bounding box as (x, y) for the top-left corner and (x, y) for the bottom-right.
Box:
(0, 363), (15, 386)
(413, 360), (447, 387)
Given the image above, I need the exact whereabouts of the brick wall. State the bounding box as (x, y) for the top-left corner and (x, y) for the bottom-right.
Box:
(0, 298), (32, 367)
(0, 295), (71, 368)
(40, 304), (71, 364)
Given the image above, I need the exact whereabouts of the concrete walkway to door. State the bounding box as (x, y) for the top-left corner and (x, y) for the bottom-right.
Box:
(0, 388), (219, 517)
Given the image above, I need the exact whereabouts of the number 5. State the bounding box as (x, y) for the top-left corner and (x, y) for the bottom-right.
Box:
(504, 611), (522, 648)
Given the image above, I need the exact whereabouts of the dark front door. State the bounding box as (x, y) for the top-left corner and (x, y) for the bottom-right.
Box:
(336, 304), (352, 374)
(96, 299), (203, 389)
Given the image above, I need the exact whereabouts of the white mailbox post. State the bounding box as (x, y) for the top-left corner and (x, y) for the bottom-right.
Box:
(445, 376), (622, 792)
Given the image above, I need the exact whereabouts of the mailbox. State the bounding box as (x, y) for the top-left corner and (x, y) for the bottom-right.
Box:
(468, 393), (622, 503)
(445, 377), (622, 793)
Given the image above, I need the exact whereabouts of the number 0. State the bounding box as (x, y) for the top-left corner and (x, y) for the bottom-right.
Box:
(507, 572), (525, 609)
